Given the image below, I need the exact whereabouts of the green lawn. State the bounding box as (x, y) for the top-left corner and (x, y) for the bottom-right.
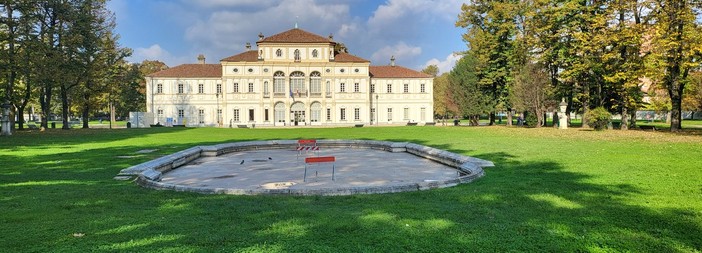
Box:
(1, 126), (701, 252)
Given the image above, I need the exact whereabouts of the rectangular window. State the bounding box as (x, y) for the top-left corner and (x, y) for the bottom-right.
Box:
(198, 84), (204, 94)
(421, 108), (426, 121)
(370, 83), (375, 93)
(354, 108), (360, 121)
(157, 84), (163, 94)
(311, 78), (321, 94)
(233, 83), (239, 93)
(264, 109), (269, 121)
(198, 109), (205, 124)
(233, 109), (240, 122)
(217, 109), (222, 125)
(354, 83), (359, 93)
(178, 109), (184, 119)
(326, 108), (331, 121)
(387, 84), (392, 93)
(264, 81), (270, 96)
(249, 83), (254, 93)
(340, 108), (346, 121)
(404, 108), (410, 120)
(340, 83), (345, 93)
(216, 83), (222, 94)
(420, 83), (426, 93)
(178, 84), (184, 94)
(274, 79), (285, 94)
(387, 108), (392, 121)
(325, 81), (331, 97)
(370, 108), (375, 122)
(404, 83), (409, 93)
(249, 109), (254, 121)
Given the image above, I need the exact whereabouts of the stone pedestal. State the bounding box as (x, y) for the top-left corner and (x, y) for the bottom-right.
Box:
(558, 98), (568, 130)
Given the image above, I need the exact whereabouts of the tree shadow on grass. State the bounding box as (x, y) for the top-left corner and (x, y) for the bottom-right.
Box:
(1, 134), (700, 251)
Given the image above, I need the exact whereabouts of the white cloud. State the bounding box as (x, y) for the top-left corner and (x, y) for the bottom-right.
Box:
(130, 44), (191, 66)
(370, 42), (422, 65)
(181, 0), (352, 61)
(424, 53), (463, 74)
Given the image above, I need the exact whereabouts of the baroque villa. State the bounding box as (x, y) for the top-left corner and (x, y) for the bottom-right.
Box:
(145, 28), (433, 127)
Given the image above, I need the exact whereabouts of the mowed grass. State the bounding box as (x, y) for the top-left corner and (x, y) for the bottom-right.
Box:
(1, 126), (701, 252)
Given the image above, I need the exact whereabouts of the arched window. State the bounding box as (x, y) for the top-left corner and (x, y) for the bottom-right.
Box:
(274, 102), (285, 122)
(276, 49), (282, 57)
(312, 49), (318, 58)
(290, 71), (305, 97)
(310, 71), (321, 95)
(273, 71), (285, 95)
(310, 102), (321, 122)
(294, 49), (300, 61)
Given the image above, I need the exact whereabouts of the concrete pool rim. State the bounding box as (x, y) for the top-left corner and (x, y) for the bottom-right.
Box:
(118, 140), (494, 196)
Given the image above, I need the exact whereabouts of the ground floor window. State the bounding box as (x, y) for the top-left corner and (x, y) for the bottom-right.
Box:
(404, 108), (409, 120)
(311, 102), (321, 122)
(340, 108), (346, 121)
(198, 109), (205, 124)
(370, 108), (375, 122)
(233, 109), (240, 122)
(249, 109), (254, 121)
(178, 109), (184, 119)
(275, 103), (285, 122)
(217, 109), (222, 125)
(264, 109), (269, 121)
(354, 108), (360, 121)
(387, 108), (392, 121)
(421, 108), (426, 121)
(326, 108), (331, 121)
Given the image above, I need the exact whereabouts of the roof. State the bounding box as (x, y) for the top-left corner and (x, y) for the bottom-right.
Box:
(147, 64), (221, 78)
(258, 28), (334, 44)
(334, 53), (370, 63)
(369, 66), (432, 78)
(221, 50), (258, 62)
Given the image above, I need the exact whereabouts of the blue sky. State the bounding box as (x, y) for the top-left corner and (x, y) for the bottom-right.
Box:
(107, 0), (468, 73)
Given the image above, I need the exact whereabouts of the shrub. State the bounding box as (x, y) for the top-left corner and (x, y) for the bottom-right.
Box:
(585, 107), (612, 131)
(525, 112), (538, 127)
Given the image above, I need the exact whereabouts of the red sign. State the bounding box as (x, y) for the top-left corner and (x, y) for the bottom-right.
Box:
(305, 156), (335, 163)
(298, 139), (317, 145)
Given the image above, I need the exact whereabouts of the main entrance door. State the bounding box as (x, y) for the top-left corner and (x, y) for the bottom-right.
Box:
(291, 102), (306, 125)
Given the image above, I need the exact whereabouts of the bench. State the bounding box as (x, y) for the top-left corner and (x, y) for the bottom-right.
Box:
(639, 125), (657, 131)
(354, 124), (364, 127)
(237, 124), (249, 128)
(406, 122), (418, 126)
(27, 124), (39, 130)
(424, 122), (436, 126)
(304, 156), (336, 182)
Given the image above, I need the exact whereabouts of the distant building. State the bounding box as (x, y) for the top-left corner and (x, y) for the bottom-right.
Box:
(145, 28), (433, 127)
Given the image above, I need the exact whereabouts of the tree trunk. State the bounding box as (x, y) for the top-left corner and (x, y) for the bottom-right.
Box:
(670, 93), (683, 131)
(489, 112), (495, 125)
(61, 86), (70, 130)
(40, 85), (52, 129)
(506, 109), (513, 126)
(621, 107), (628, 130)
(82, 93), (90, 129)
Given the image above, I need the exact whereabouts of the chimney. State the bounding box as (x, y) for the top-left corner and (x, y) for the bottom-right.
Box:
(390, 55), (395, 67)
(258, 32), (264, 41)
(197, 54), (205, 64)
(246, 42), (251, 50)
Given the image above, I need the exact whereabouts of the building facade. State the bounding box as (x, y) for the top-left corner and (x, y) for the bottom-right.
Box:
(145, 28), (433, 127)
